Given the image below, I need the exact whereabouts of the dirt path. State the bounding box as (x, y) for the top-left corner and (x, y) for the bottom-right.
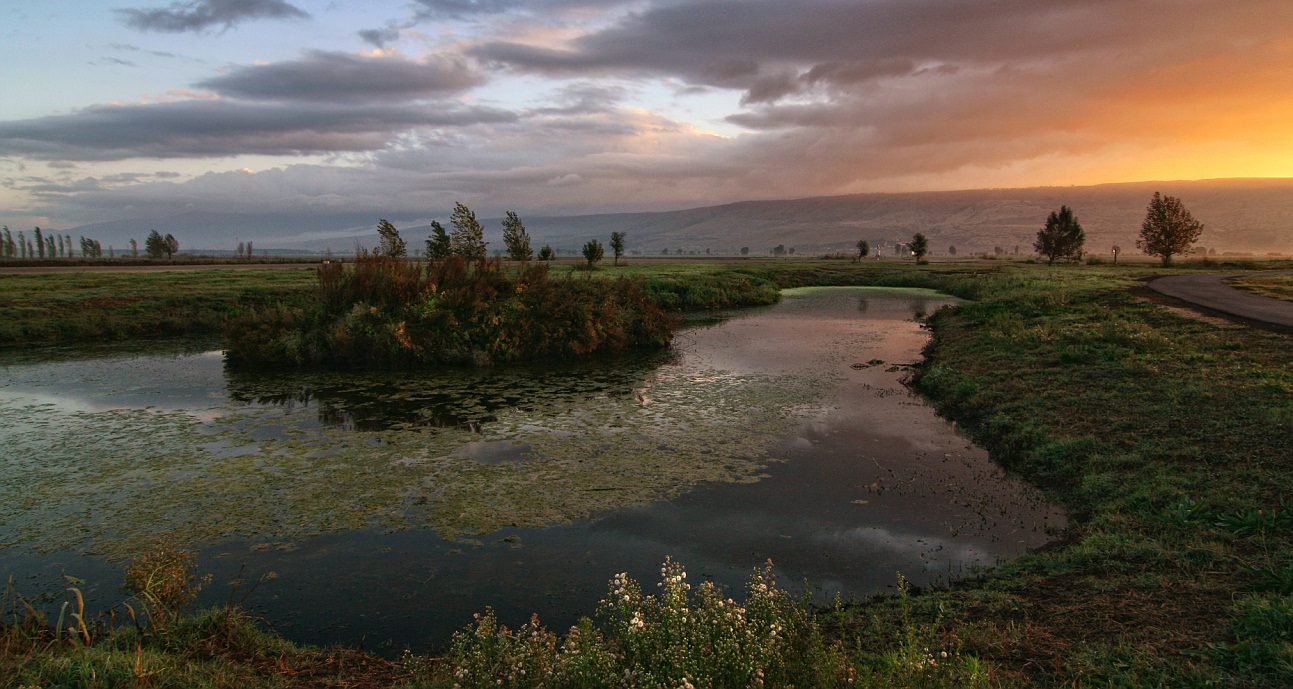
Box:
(1147, 271), (1293, 328)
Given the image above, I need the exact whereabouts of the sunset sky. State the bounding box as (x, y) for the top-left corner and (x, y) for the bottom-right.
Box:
(2, 0), (1292, 229)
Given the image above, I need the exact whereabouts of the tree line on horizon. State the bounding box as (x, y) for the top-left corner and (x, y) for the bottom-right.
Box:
(0, 226), (180, 260)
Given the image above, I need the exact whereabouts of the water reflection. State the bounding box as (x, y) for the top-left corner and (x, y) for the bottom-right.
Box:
(222, 349), (674, 433)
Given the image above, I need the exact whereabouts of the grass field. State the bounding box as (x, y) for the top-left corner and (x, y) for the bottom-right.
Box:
(1226, 273), (1293, 303)
(2, 257), (1291, 687)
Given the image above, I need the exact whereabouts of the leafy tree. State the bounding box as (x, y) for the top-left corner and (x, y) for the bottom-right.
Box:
(740, 246), (749, 256)
(581, 239), (603, 268)
(538, 244), (555, 261)
(773, 244), (786, 256)
(449, 202), (487, 259)
(375, 218), (407, 257)
(855, 239), (869, 260)
(425, 221), (451, 259)
(45, 235), (55, 258)
(236, 241), (245, 258)
(1137, 192), (1203, 266)
(130, 239), (138, 258)
(906, 232), (928, 261)
(948, 245), (957, 256)
(501, 211), (532, 261)
(164, 233), (179, 259)
(18, 231), (26, 258)
(609, 231), (626, 265)
(65, 234), (72, 257)
(34, 227), (44, 259)
(1033, 205), (1086, 265)
(1, 226), (10, 257)
(145, 230), (167, 259)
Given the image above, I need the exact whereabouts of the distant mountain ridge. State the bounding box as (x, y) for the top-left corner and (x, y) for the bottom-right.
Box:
(60, 178), (1293, 256)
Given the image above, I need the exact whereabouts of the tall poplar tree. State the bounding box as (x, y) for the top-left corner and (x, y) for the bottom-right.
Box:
(425, 221), (451, 258)
(376, 219), (407, 257)
(449, 202), (487, 259)
(609, 231), (626, 265)
(501, 211), (532, 261)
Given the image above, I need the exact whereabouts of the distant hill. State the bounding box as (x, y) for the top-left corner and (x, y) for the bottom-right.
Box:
(61, 178), (1293, 257)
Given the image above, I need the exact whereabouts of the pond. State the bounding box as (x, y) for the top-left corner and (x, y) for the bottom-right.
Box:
(0, 286), (1064, 653)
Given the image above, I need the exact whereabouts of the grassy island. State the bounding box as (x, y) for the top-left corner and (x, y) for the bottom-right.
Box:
(224, 255), (680, 367)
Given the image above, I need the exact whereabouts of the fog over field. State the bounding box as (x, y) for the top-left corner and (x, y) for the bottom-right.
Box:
(57, 177), (1293, 258)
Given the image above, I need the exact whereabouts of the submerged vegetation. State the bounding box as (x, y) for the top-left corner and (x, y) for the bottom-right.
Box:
(225, 254), (679, 366)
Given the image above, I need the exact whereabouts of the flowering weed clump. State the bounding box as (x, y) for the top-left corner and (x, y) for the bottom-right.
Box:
(439, 558), (855, 689)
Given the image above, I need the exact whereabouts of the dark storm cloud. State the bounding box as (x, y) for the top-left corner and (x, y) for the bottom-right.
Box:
(117, 0), (309, 33)
(196, 51), (485, 103)
(0, 99), (517, 160)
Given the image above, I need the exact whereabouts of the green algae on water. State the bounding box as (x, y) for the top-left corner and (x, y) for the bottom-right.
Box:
(0, 336), (830, 559)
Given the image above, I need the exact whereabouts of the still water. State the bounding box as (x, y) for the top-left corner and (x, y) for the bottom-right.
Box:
(0, 287), (1064, 652)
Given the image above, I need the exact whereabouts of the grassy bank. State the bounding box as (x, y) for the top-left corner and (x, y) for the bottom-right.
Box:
(837, 261), (1292, 688)
(3, 258), (1291, 687)
(0, 268), (316, 347)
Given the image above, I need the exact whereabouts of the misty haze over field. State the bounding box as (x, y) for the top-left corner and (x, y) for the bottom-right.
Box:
(54, 178), (1293, 259)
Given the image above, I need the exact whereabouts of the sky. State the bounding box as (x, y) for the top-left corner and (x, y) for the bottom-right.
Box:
(2, 0), (1293, 229)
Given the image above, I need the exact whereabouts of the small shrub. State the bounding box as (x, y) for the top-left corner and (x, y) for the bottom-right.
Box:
(444, 558), (855, 688)
(121, 546), (208, 627)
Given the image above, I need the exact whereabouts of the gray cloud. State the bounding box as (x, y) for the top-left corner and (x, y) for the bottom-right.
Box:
(472, 0), (1292, 106)
(196, 51), (485, 103)
(357, 27), (402, 48)
(0, 99), (517, 160)
(117, 0), (308, 33)
(412, 0), (522, 18)
(532, 83), (628, 115)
